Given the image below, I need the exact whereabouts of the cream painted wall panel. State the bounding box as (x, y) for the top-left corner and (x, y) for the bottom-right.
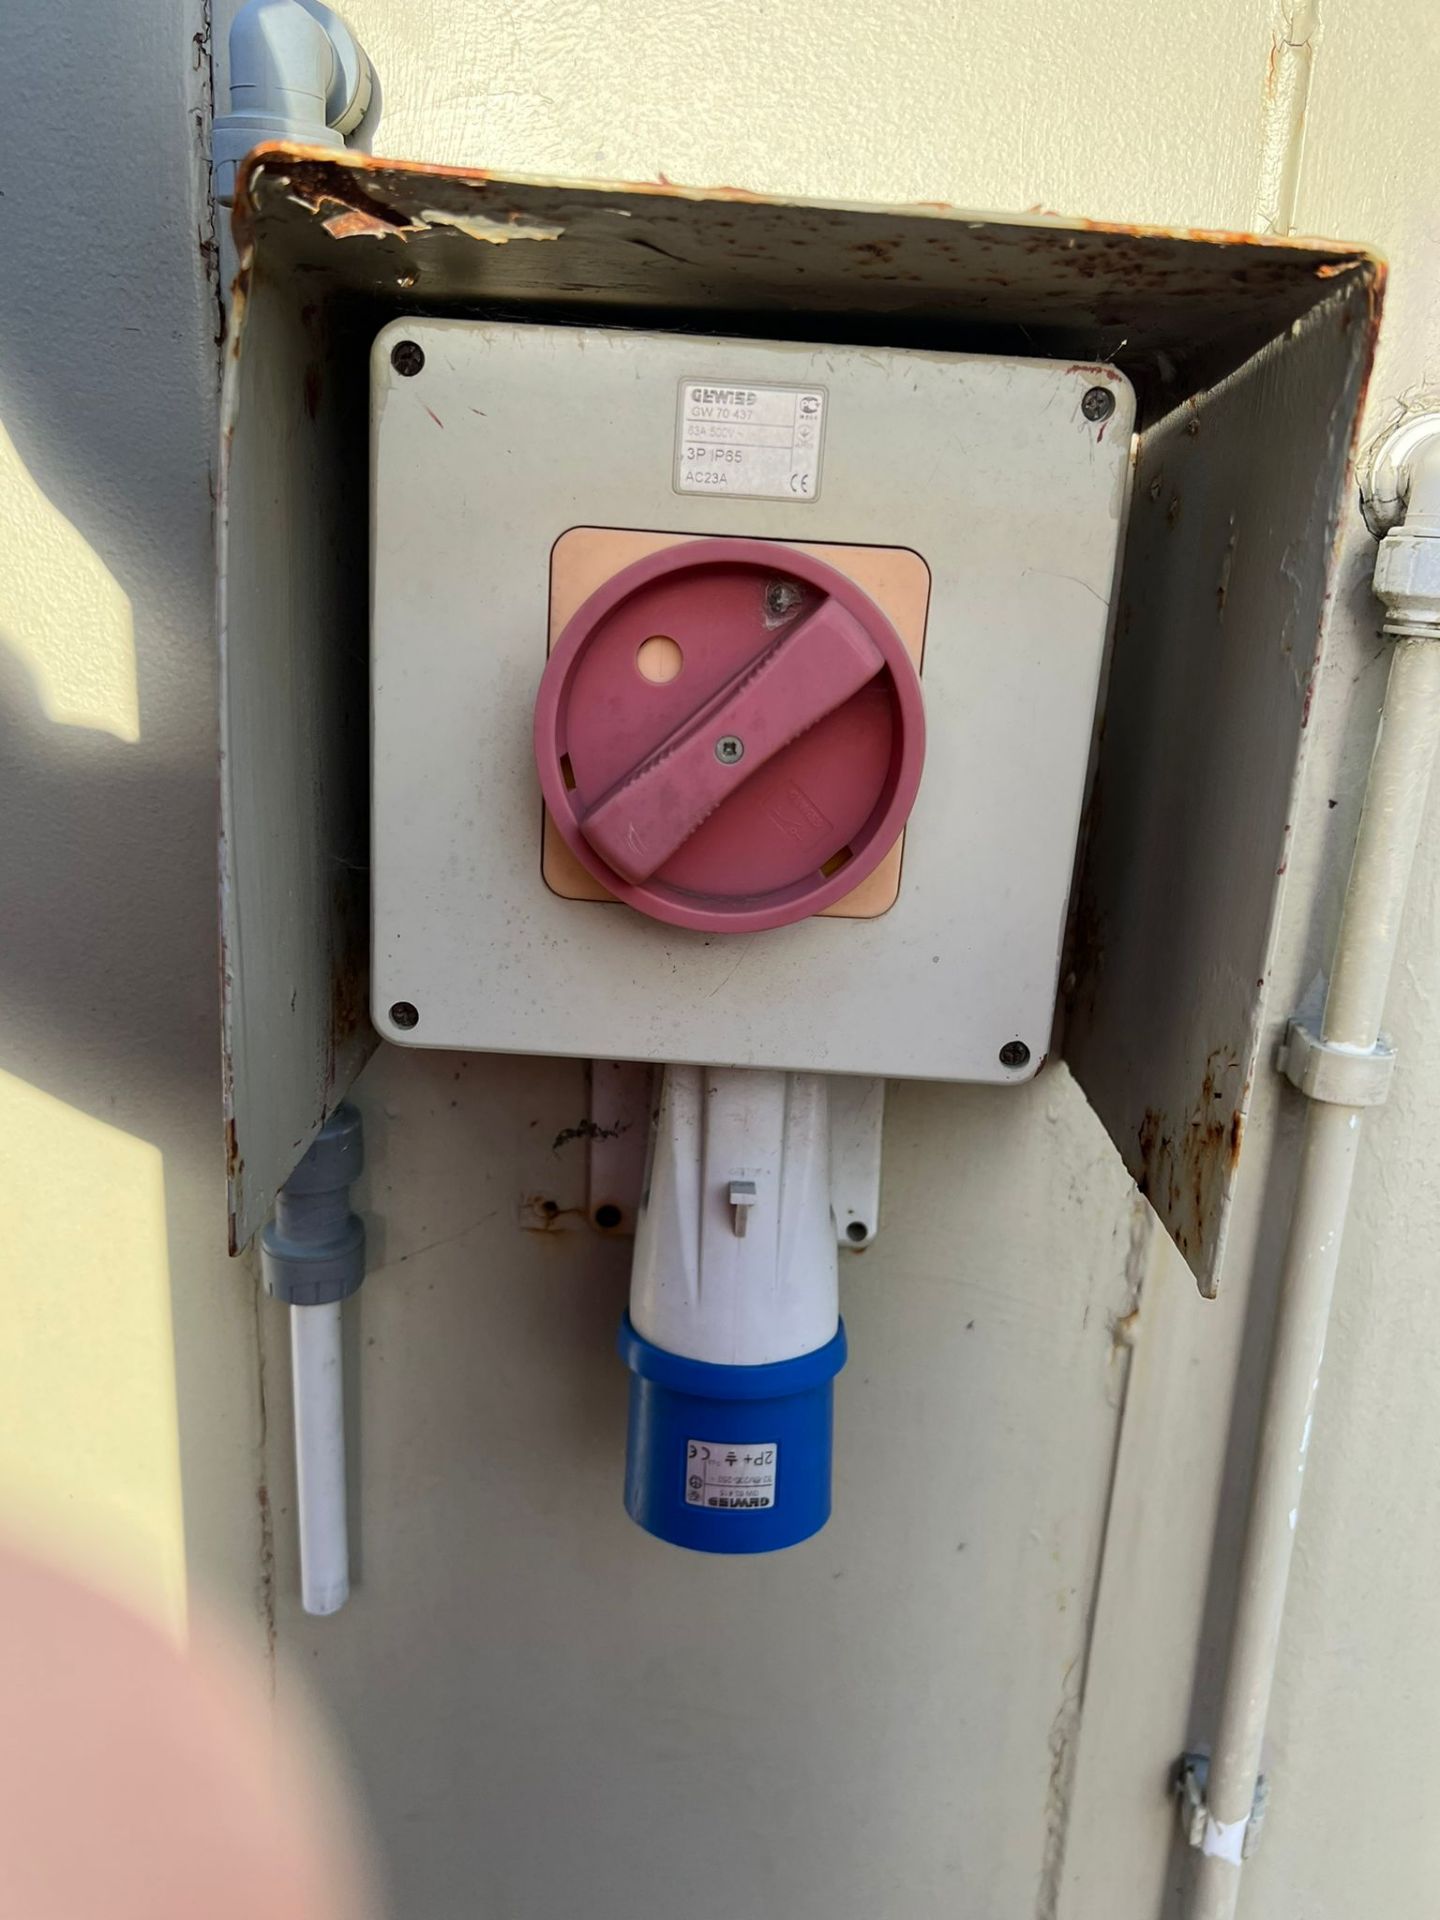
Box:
(262, 1047), (1142, 1919)
(342, 0), (1274, 229)
(0, 1074), (183, 1629)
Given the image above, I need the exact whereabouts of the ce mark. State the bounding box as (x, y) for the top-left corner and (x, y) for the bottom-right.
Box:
(789, 472), (813, 495)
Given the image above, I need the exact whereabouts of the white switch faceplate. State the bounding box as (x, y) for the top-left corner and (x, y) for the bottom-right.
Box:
(370, 319), (1133, 1083)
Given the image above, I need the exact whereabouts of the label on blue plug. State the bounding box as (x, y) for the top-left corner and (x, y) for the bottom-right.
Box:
(685, 1439), (779, 1512)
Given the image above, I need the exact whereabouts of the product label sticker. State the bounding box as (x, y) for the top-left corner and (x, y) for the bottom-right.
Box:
(684, 1439), (779, 1511)
(674, 381), (826, 501)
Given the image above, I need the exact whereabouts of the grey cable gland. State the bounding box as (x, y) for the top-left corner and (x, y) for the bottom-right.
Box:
(261, 1103), (366, 1306)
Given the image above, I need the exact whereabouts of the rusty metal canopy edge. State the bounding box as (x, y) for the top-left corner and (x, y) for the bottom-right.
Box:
(233, 145), (1381, 417)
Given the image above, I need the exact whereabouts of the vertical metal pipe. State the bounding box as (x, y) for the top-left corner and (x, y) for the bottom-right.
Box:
(1322, 641), (1440, 1046)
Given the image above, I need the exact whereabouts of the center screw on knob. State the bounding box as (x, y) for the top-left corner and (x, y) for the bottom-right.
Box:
(715, 735), (746, 765)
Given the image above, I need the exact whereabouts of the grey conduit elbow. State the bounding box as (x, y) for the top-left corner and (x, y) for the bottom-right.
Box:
(213, 0), (375, 207)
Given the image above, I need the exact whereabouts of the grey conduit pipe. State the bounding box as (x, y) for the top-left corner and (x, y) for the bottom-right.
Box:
(212, 0), (375, 207)
(1184, 427), (1440, 1919)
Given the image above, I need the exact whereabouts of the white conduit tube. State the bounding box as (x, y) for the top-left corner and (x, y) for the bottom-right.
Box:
(290, 1301), (350, 1615)
(260, 1103), (366, 1617)
(1188, 438), (1440, 1920)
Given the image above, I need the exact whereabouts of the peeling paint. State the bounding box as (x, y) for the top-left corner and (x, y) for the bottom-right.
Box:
(227, 146), (1377, 428)
(420, 206), (565, 244)
(1202, 1811), (1248, 1863)
(322, 205), (415, 241)
(1110, 1305), (1141, 1352)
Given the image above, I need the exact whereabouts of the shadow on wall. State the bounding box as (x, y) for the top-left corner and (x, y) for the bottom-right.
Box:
(0, 0), (243, 1616)
(0, 641), (217, 1122)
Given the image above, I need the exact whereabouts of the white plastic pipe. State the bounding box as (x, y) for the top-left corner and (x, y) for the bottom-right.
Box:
(1188, 443), (1440, 1920)
(290, 1301), (350, 1616)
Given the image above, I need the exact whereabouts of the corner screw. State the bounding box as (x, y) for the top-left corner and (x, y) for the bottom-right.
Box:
(389, 1000), (420, 1030)
(1081, 385), (1115, 423)
(391, 340), (426, 378)
(715, 735), (745, 765)
(999, 1040), (1031, 1069)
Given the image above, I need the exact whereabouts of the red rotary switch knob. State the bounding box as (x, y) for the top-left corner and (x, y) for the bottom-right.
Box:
(533, 538), (926, 934)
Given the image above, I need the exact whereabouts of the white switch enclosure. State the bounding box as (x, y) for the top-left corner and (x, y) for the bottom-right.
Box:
(370, 318), (1132, 1083)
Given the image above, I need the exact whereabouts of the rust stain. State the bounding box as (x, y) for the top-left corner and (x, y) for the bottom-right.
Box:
(329, 954), (366, 1055)
(1134, 1047), (1247, 1262)
(244, 148), (426, 238)
(323, 205), (413, 241)
(224, 255), (251, 365)
(519, 1194), (588, 1232)
(1110, 1305), (1141, 1352)
(324, 868), (369, 1100)
(424, 405), (444, 429)
(327, 965), (366, 1078)
(224, 1114), (241, 1182)
(1264, 37), (1279, 99)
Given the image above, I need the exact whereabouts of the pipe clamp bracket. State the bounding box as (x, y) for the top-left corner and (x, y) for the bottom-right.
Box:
(1174, 1753), (1269, 1863)
(1276, 1016), (1396, 1107)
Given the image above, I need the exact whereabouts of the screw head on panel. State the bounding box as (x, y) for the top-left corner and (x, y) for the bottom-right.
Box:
(998, 1040), (1031, 1069)
(1081, 385), (1116, 423)
(391, 340), (426, 377)
(714, 735), (745, 765)
(764, 578), (805, 619)
(389, 1000), (420, 1030)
